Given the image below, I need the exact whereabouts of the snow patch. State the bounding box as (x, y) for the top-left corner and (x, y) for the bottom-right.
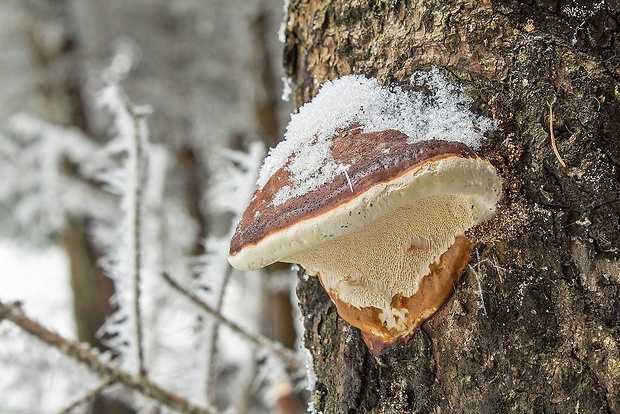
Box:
(257, 68), (496, 206)
(278, 0), (291, 43)
(282, 75), (293, 102)
(303, 346), (317, 413)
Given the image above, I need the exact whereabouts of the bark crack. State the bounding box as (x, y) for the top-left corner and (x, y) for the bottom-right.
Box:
(569, 349), (613, 414)
(420, 323), (448, 404)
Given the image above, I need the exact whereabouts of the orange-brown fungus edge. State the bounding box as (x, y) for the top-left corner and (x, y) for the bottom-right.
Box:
(230, 128), (476, 256)
(323, 235), (474, 357)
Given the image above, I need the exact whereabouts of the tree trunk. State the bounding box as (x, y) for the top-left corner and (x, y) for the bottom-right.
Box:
(284, 1), (620, 412)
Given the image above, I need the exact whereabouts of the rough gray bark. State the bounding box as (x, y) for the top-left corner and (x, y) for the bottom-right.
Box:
(284, 1), (620, 412)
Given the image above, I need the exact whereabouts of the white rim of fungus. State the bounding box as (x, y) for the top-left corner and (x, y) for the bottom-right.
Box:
(229, 156), (502, 271)
(256, 68), (497, 207)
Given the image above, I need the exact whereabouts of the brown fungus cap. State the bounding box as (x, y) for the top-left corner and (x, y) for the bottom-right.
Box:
(229, 127), (501, 355)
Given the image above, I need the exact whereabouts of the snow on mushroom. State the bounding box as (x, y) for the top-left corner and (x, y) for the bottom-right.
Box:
(229, 70), (502, 356)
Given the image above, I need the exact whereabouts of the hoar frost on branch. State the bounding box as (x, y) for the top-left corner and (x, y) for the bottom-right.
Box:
(201, 142), (266, 406)
(0, 81), (305, 413)
(0, 114), (116, 239)
(96, 84), (151, 378)
(94, 84), (219, 410)
(195, 141), (306, 408)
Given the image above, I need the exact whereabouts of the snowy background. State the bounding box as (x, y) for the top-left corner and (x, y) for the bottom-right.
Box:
(0, 1), (303, 413)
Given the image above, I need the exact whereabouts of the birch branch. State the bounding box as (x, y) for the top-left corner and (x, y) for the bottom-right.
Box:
(160, 272), (304, 373)
(0, 300), (214, 414)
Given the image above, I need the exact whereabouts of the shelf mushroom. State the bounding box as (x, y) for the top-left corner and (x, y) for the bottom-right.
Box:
(229, 74), (502, 355)
(229, 127), (501, 355)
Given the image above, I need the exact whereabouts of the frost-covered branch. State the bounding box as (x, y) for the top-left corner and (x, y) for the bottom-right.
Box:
(201, 141), (282, 404)
(0, 114), (118, 234)
(98, 85), (151, 377)
(0, 300), (214, 414)
(128, 99), (148, 377)
(161, 272), (304, 373)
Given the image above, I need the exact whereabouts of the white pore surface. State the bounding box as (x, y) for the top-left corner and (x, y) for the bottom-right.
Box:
(256, 68), (497, 206)
(290, 194), (471, 323)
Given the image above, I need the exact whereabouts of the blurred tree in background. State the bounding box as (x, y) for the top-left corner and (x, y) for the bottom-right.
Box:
(0, 0), (304, 413)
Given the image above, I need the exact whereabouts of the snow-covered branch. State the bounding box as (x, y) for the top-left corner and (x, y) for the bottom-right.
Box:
(98, 85), (149, 376)
(0, 300), (214, 414)
(0, 114), (118, 235)
(202, 141), (267, 404)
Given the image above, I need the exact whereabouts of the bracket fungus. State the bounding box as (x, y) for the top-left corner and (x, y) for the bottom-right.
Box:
(229, 72), (502, 355)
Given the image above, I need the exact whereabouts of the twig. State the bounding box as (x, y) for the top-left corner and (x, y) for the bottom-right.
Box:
(0, 300), (214, 414)
(160, 273), (304, 373)
(128, 102), (147, 377)
(100, 85), (149, 377)
(205, 266), (233, 405)
(547, 100), (567, 168)
(233, 353), (258, 414)
(0, 300), (15, 322)
(59, 377), (115, 414)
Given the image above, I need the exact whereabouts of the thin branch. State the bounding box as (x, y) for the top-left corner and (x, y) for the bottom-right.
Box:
(233, 350), (259, 414)
(205, 265), (233, 406)
(0, 300), (214, 414)
(548, 100), (567, 168)
(128, 102), (146, 377)
(160, 272), (304, 373)
(0, 301), (14, 322)
(99, 85), (151, 377)
(59, 377), (115, 414)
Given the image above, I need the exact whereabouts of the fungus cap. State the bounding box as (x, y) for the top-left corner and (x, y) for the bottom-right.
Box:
(229, 127), (501, 355)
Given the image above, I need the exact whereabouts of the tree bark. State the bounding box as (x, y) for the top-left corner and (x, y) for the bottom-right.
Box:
(284, 1), (620, 412)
